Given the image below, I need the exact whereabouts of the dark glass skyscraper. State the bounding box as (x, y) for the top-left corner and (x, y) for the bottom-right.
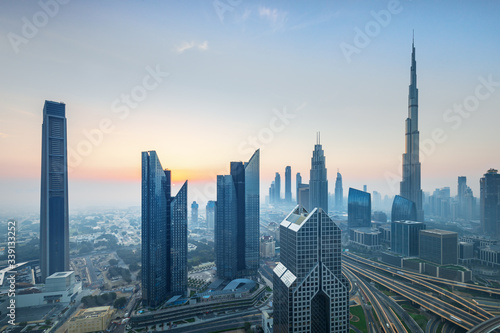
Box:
(273, 206), (349, 332)
(206, 200), (216, 230)
(215, 150), (260, 279)
(400, 39), (424, 221)
(391, 220), (425, 257)
(285, 166), (292, 203)
(348, 188), (371, 229)
(480, 169), (500, 237)
(296, 172), (302, 204)
(40, 101), (69, 281)
(191, 201), (199, 225)
(274, 172), (281, 203)
(309, 134), (328, 212)
(141, 151), (187, 307)
(335, 170), (343, 211)
(392, 195), (417, 222)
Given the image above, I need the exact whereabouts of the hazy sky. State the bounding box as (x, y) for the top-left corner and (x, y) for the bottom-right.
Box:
(1, 1), (499, 212)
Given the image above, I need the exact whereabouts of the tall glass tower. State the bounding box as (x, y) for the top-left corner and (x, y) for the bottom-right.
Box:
(141, 151), (187, 307)
(273, 206), (349, 332)
(400, 38), (424, 221)
(335, 170), (343, 211)
(310, 133), (328, 213)
(216, 150), (260, 279)
(40, 101), (69, 282)
(285, 166), (292, 203)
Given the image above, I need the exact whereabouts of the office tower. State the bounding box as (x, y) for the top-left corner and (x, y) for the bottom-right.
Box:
(297, 185), (310, 211)
(335, 170), (343, 211)
(400, 38), (424, 221)
(285, 166), (292, 203)
(430, 187), (451, 219)
(463, 187), (476, 221)
(274, 172), (281, 203)
(296, 172), (302, 204)
(391, 220), (426, 257)
(273, 206), (349, 333)
(191, 201), (199, 225)
(391, 195), (417, 222)
(419, 229), (458, 265)
(372, 191), (382, 210)
(363, 185), (367, 193)
(141, 151), (187, 307)
(480, 169), (500, 237)
(309, 133), (328, 212)
(215, 150), (260, 279)
(458, 176), (467, 206)
(348, 188), (371, 229)
(40, 101), (69, 281)
(206, 200), (216, 230)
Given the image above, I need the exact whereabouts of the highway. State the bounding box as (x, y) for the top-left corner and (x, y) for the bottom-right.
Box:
(344, 260), (483, 331)
(165, 311), (261, 332)
(467, 316), (500, 333)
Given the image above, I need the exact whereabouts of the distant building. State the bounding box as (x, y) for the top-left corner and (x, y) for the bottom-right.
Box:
(273, 206), (349, 332)
(191, 201), (199, 225)
(206, 201), (216, 230)
(260, 235), (276, 258)
(69, 306), (113, 333)
(296, 172), (302, 204)
(391, 195), (417, 222)
(458, 242), (474, 261)
(297, 184), (310, 211)
(480, 169), (500, 238)
(335, 171), (343, 211)
(372, 211), (388, 223)
(40, 101), (69, 281)
(285, 166), (292, 203)
(349, 228), (381, 250)
(215, 150), (260, 279)
(419, 229), (458, 265)
(274, 172), (281, 203)
(391, 220), (426, 257)
(142, 151), (188, 307)
(348, 188), (371, 229)
(479, 245), (500, 267)
(269, 181), (275, 205)
(309, 133), (328, 212)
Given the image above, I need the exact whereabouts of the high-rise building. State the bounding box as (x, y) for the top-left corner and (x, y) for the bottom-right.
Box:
(348, 188), (371, 229)
(275, 172), (281, 203)
(392, 195), (417, 222)
(363, 185), (367, 193)
(141, 151), (187, 307)
(206, 200), (216, 230)
(191, 201), (199, 225)
(480, 169), (500, 237)
(309, 133), (328, 212)
(296, 172), (302, 204)
(391, 220), (426, 257)
(215, 150), (260, 279)
(285, 166), (292, 203)
(334, 170), (343, 211)
(297, 185), (310, 211)
(40, 101), (69, 282)
(419, 229), (458, 265)
(269, 181), (275, 205)
(400, 39), (424, 221)
(273, 206), (349, 332)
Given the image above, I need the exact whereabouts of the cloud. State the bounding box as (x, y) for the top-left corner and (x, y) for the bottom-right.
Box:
(176, 41), (209, 53)
(259, 7), (288, 31)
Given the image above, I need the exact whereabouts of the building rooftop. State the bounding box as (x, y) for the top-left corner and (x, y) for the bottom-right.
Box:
(47, 271), (73, 279)
(70, 306), (111, 321)
(421, 229), (457, 236)
(394, 220), (425, 225)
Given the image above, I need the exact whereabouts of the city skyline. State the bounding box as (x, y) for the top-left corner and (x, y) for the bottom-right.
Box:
(2, 1), (500, 211)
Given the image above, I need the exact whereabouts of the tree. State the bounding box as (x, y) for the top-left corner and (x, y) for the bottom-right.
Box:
(114, 297), (127, 309)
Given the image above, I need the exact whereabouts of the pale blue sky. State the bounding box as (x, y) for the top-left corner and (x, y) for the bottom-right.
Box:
(1, 1), (499, 211)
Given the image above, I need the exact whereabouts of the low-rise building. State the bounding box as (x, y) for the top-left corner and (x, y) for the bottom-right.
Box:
(68, 306), (114, 333)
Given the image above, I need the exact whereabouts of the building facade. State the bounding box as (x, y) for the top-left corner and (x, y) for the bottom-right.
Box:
(141, 151), (187, 307)
(335, 171), (343, 211)
(309, 133), (328, 213)
(40, 100), (69, 282)
(419, 229), (458, 265)
(480, 169), (500, 238)
(400, 40), (424, 221)
(191, 201), (199, 225)
(206, 200), (216, 230)
(273, 206), (349, 333)
(392, 195), (417, 223)
(391, 220), (426, 257)
(348, 188), (371, 229)
(296, 172), (302, 204)
(285, 166), (292, 203)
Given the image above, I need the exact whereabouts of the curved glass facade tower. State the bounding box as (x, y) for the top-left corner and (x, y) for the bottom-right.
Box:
(347, 188), (371, 229)
(391, 195), (417, 222)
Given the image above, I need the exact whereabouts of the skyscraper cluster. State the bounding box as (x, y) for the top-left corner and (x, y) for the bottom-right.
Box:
(215, 150), (260, 279)
(141, 151), (187, 307)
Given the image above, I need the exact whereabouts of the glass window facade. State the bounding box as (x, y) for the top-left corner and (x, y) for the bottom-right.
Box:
(391, 195), (417, 223)
(347, 188), (371, 229)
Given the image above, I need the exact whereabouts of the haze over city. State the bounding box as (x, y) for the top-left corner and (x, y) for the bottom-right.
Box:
(1, 0), (499, 212)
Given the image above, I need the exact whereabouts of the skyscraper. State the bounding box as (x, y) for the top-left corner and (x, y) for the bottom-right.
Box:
(400, 38), (424, 222)
(206, 200), (216, 230)
(309, 133), (328, 213)
(141, 151), (187, 307)
(457, 176), (467, 219)
(191, 201), (199, 225)
(296, 172), (302, 204)
(391, 220), (426, 257)
(392, 195), (417, 222)
(274, 172), (281, 203)
(215, 150), (260, 279)
(40, 101), (69, 282)
(273, 206), (349, 332)
(348, 188), (371, 229)
(480, 169), (500, 237)
(285, 166), (292, 203)
(335, 170), (343, 211)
